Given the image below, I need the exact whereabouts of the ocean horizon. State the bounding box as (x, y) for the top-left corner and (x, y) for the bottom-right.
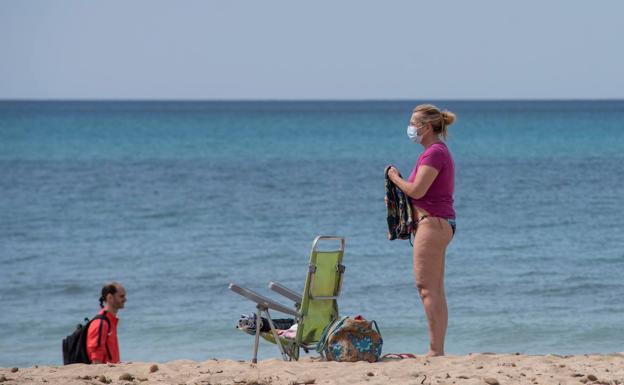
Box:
(1, 100), (623, 367)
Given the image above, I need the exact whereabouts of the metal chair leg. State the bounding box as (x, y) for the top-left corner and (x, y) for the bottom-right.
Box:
(252, 307), (262, 363)
(265, 309), (290, 361)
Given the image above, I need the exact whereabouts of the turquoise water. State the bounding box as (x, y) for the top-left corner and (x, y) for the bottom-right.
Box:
(1, 101), (623, 367)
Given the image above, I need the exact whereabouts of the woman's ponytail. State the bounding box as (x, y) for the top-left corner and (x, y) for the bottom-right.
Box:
(439, 110), (456, 140)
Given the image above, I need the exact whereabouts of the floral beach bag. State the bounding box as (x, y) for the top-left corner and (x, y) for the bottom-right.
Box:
(317, 315), (383, 362)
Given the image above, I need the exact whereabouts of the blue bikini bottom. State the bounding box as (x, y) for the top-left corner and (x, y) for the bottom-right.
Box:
(417, 215), (456, 235)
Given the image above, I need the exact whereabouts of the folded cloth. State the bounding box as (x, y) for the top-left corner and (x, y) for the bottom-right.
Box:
(237, 314), (295, 333)
(277, 323), (298, 339)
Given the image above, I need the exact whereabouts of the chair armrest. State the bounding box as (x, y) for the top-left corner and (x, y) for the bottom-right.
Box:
(229, 283), (300, 317)
(268, 281), (302, 305)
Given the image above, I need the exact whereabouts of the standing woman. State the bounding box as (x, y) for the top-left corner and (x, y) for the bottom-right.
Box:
(387, 104), (456, 356)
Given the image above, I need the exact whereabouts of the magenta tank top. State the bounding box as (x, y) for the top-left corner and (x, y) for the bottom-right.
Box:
(407, 142), (455, 219)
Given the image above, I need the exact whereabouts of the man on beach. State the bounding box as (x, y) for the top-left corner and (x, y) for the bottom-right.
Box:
(86, 282), (126, 364)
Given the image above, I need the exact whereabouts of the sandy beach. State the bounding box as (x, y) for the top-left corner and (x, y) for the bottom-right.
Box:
(2, 354), (623, 385)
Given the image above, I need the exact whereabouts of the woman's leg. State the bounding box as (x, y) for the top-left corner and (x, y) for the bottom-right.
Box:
(412, 217), (453, 356)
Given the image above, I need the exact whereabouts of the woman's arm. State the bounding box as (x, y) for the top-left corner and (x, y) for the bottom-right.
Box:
(388, 165), (439, 200)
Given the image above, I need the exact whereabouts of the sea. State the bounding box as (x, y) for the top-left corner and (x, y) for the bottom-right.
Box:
(1, 100), (623, 367)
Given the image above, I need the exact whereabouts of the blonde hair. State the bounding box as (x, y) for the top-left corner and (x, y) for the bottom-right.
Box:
(413, 104), (456, 140)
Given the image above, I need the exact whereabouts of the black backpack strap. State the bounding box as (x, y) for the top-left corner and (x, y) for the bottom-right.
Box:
(93, 313), (110, 348)
(92, 312), (112, 360)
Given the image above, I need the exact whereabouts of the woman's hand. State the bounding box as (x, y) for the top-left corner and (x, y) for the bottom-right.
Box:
(387, 166), (400, 182)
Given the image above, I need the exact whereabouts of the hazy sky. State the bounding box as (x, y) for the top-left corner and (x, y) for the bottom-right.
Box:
(1, 0), (623, 100)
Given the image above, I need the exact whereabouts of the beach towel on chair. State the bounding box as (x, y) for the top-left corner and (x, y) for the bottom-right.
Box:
(237, 314), (295, 334)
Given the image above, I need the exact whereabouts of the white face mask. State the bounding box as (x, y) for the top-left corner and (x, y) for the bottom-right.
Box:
(406, 125), (423, 143)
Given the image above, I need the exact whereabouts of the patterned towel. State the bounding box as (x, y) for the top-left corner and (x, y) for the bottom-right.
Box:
(237, 313), (295, 333)
(384, 165), (414, 241)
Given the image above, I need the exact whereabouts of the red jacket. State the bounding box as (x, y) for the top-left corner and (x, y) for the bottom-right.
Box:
(86, 310), (120, 363)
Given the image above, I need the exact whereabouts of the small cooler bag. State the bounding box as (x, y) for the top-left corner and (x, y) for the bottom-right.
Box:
(317, 315), (383, 362)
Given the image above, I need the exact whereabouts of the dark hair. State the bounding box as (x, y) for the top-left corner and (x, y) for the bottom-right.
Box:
(99, 283), (118, 308)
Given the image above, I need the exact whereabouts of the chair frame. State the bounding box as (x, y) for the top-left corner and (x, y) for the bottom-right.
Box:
(229, 235), (345, 363)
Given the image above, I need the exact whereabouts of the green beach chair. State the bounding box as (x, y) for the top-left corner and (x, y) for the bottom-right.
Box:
(229, 235), (346, 363)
